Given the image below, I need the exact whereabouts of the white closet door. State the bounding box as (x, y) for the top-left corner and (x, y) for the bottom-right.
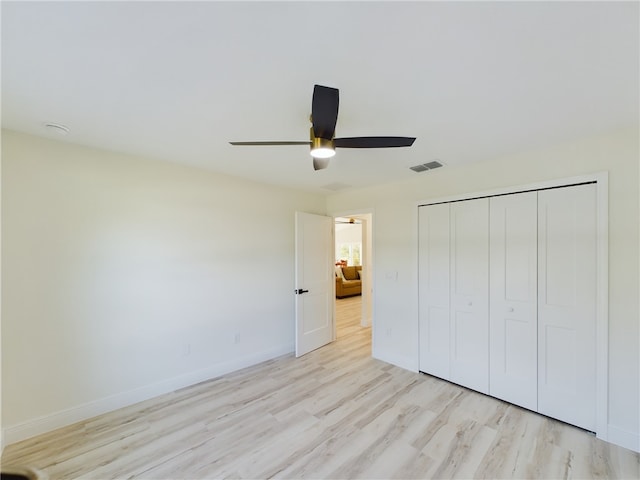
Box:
(489, 192), (538, 410)
(450, 198), (489, 394)
(538, 184), (597, 431)
(418, 203), (451, 379)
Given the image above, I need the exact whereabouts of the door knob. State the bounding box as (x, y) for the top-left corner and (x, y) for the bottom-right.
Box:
(295, 289), (309, 295)
(507, 307), (514, 312)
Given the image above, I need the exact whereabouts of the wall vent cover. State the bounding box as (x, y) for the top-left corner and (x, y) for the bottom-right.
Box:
(424, 161), (443, 169)
(410, 160), (443, 172)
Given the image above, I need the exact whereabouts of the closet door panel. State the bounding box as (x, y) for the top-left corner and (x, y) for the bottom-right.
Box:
(489, 192), (538, 411)
(538, 184), (597, 431)
(418, 203), (450, 379)
(450, 198), (489, 394)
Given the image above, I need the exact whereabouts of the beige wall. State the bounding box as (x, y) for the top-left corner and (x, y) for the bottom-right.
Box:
(1, 130), (326, 443)
(326, 127), (639, 451)
(0, 131), (3, 452)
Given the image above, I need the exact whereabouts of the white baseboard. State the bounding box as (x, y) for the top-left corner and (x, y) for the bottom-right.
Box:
(2, 344), (293, 446)
(606, 424), (640, 453)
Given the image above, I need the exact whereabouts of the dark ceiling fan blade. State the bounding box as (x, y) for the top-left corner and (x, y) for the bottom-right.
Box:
(312, 157), (330, 171)
(312, 85), (339, 140)
(229, 141), (311, 146)
(334, 136), (416, 148)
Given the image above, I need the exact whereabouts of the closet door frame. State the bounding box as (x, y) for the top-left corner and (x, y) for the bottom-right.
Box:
(416, 172), (609, 442)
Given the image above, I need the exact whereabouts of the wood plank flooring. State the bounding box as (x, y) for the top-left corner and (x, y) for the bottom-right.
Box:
(3, 296), (639, 479)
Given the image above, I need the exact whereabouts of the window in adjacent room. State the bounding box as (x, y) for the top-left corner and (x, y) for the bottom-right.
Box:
(337, 242), (361, 266)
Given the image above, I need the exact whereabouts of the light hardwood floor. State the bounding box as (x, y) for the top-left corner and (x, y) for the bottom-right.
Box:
(3, 296), (639, 479)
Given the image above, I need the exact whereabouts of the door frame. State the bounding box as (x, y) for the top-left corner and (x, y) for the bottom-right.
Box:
(330, 208), (375, 340)
(416, 172), (609, 443)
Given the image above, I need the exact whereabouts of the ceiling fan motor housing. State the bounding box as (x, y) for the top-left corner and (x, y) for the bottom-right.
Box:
(310, 136), (335, 159)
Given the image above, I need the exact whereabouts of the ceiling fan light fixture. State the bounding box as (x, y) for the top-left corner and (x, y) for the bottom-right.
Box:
(310, 137), (335, 159)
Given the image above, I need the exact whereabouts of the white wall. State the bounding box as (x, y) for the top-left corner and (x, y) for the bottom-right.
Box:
(326, 127), (640, 452)
(0, 131), (3, 453)
(1, 130), (326, 443)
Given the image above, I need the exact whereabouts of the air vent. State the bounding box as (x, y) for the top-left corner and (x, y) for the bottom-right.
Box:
(410, 160), (443, 173)
(424, 161), (443, 169)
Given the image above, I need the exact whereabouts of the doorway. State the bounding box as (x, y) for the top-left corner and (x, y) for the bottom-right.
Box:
(334, 213), (373, 344)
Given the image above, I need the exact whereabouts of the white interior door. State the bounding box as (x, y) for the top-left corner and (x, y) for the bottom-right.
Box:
(295, 211), (334, 357)
(489, 192), (538, 410)
(450, 198), (490, 394)
(538, 184), (597, 431)
(418, 203), (451, 379)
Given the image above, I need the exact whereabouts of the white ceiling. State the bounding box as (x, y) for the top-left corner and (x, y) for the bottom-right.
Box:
(2, 1), (638, 195)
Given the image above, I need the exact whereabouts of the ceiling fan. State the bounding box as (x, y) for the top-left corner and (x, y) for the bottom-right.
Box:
(230, 85), (416, 171)
(335, 217), (362, 225)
